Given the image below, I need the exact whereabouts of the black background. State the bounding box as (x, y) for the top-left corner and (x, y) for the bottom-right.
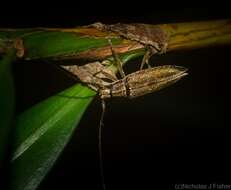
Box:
(1, 1), (230, 190)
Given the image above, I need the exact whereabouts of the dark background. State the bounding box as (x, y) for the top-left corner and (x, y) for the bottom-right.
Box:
(1, 1), (230, 190)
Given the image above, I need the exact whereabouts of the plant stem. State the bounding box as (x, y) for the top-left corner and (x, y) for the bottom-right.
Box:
(160, 19), (231, 52)
(1, 19), (230, 61)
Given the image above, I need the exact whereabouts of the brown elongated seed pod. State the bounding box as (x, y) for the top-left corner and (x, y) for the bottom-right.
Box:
(99, 65), (188, 99)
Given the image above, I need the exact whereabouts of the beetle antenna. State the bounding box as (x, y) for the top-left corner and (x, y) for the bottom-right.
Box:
(99, 99), (106, 190)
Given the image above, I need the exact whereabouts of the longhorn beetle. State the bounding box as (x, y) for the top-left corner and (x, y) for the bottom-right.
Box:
(62, 39), (187, 190)
(92, 22), (169, 69)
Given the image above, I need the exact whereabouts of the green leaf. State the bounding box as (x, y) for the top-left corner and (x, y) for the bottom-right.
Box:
(10, 49), (143, 190)
(10, 84), (96, 190)
(23, 31), (122, 59)
(0, 49), (16, 164)
(1, 29), (123, 60)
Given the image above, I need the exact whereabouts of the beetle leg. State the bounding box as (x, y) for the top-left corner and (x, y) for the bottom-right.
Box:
(107, 39), (126, 79)
(140, 46), (157, 70)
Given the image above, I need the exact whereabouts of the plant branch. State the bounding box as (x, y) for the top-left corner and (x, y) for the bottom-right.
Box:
(0, 19), (230, 62)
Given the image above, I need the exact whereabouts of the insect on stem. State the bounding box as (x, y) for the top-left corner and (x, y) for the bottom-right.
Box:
(61, 43), (187, 190)
(92, 22), (169, 69)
